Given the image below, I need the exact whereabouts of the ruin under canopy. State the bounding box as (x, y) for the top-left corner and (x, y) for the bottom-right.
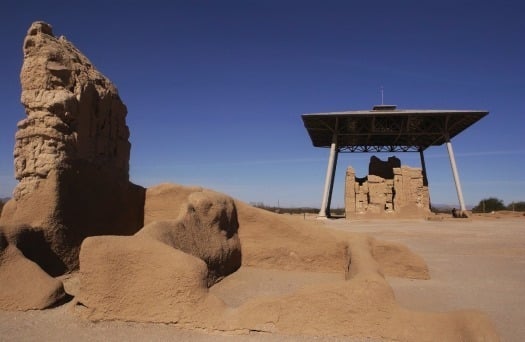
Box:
(345, 156), (430, 217)
(302, 105), (488, 218)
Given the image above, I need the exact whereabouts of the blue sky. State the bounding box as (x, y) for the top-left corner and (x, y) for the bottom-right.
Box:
(1, 0), (524, 207)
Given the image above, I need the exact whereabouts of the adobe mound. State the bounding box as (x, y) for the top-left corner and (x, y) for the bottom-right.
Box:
(74, 183), (497, 341)
(76, 188), (240, 320)
(76, 235), (226, 323)
(0, 244), (66, 310)
(145, 183), (429, 279)
(137, 189), (242, 286)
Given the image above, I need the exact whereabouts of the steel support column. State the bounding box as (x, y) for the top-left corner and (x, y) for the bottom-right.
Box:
(326, 148), (339, 216)
(419, 148), (429, 187)
(419, 148), (431, 210)
(446, 139), (466, 212)
(319, 134), (338, 218)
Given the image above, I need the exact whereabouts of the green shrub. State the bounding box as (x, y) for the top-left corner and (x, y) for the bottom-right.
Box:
(472, 197), (506, 213)
(507, 201), (525, 212)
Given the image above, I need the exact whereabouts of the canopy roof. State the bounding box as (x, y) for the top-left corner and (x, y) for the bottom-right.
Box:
(302, 105), (488, 152)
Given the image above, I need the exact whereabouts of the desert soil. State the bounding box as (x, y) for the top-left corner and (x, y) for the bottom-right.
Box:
(0, 213), (523, 341)
(326, 212), (525, 342)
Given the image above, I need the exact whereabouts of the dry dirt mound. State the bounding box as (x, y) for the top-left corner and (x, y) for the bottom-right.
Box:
(73, 183), (497, 341)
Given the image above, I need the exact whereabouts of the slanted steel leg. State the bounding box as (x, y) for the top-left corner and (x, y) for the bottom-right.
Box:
(419, 148), (431, 210)
(319, 134), (338, 218)
(419, 148), (429, 187)
(326, 148), (339, 216)
(446, 139), (466, 212)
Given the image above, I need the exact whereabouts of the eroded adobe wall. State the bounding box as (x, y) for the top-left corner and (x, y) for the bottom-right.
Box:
(0, 22), (145, 273)
(345, 156), (430, 217)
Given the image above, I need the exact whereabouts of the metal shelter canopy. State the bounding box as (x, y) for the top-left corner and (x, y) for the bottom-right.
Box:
(302, 105), (489, 218)
(302, 105), (488, 153)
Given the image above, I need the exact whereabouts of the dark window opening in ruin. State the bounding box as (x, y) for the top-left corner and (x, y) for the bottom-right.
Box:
(355, 176), (367, 186)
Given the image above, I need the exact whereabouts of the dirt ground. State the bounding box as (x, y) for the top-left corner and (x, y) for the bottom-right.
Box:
(0, 213), (523, 341)
(326, 213), (525, 342)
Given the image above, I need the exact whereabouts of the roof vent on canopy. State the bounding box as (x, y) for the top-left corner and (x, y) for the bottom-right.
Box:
(372, 104), (397, 111)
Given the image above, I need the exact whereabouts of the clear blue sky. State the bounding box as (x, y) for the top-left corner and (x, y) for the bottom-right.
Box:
(1, 1), (524, 208)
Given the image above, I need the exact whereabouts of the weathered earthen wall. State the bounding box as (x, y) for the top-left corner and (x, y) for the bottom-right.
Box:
(0, 21), (145, 275)
(345, 156), (430, 217)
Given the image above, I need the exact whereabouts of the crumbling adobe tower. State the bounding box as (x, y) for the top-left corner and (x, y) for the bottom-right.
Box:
(0, 22), (145, 275)
(345, 156), (430, 217)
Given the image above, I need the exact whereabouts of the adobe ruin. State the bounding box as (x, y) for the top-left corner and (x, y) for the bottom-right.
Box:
(0, 21), (145, 276)
(345, 156), (430, 217)
(302, 105), (488, 218)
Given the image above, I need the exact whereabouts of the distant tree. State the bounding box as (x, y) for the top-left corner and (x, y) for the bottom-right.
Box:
(472, 197), (506, 213)
(507, 201), (525, 212)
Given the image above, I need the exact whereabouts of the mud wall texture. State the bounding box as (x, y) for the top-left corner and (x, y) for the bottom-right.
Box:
(345, 156), (430, 217)
(0, 21), (144, 275)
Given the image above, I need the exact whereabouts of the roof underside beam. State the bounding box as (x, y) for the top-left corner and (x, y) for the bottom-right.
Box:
(339, 145), (421, 153)
(302, 110), (488, 150)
